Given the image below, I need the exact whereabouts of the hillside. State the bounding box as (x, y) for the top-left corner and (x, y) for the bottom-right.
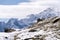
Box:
(0, 8), (58, 32)
(0, 8), (60, 40)
(0, 16), (60, 40)
(15, 16), (60, 40)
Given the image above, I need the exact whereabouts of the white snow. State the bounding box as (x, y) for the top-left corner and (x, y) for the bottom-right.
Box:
(0, 27), (59, 40)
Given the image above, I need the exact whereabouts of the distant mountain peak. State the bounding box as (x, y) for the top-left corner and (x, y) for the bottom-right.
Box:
(0, 7), (60, 32)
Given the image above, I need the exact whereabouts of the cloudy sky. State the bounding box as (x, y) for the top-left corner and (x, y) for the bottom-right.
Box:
(0, 0), (60, 18)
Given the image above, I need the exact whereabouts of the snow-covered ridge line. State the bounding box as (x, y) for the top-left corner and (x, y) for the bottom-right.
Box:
(0, 8), (60, 32)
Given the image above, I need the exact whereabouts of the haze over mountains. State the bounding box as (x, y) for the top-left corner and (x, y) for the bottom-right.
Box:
(0, 8), (59, 32)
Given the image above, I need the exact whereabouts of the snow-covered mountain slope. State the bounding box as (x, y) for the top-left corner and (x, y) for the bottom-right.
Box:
(14, 8), (57, 28)
(0, 8), (59, 32)
(0, 16), (60, 40)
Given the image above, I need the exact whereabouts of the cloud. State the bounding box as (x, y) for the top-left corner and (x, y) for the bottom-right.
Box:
(0, 5), (48, 19)
(30, 0), (59, 6)
(0, 0), (59, 18)
(18, 0), (60, 9)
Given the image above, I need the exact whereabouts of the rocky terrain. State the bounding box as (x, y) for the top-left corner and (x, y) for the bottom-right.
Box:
(18, 16), (60, 40)
(4, 16), (60, 40)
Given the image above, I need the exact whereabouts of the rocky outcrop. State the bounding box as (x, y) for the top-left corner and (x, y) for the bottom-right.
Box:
(28, 16), (60, 30)
(24, 16), (60, 40)
(4, 28), (15, 32)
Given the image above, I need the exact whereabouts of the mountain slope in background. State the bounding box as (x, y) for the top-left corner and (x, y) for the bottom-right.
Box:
(0, 8), (59, 32)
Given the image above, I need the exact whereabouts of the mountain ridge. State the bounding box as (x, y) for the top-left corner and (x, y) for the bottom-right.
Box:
(0, 8), (59, 32)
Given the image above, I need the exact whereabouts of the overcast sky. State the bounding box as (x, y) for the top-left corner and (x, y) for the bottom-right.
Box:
(0, 0), (59, 18)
